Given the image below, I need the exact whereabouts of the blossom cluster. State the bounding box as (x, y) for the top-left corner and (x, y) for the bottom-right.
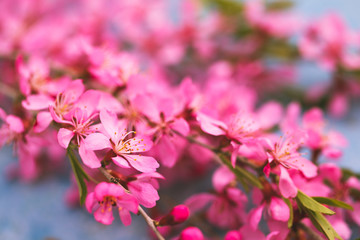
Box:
(1, 0), (360, 239)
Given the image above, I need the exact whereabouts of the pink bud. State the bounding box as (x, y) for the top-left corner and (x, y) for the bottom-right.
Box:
(171, 205), (190, 222)
(225, 230), (242, 240)
(180, 227), (204, 240)
(158, 204), (190, 226)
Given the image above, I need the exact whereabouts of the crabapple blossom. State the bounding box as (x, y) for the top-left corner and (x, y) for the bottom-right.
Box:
(185, 166), (247, 229)
(263, 132), (318, 198)
(84, 109), (159, 172)
(85, 182), (138, 226)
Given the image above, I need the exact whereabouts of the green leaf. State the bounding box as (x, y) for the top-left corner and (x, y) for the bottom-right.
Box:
(218, 154), (263, 189)
(67, 147), (88, 205)
(283, 197), (293, 228)
(312, 197), (353, 211)
(296, 191), (335, 215)
(266, 0), (294, 11)
(306, 210), (343, 240)
(203, 0), (243, 15)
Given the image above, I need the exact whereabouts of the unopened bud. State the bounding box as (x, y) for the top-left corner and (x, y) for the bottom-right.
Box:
(179, 227), (204, 240)
(225, 230), (242, 240)
(158, 204), (190, 226)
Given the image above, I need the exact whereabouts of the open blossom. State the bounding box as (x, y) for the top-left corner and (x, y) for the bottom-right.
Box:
(86, 46), (140, 87)
(263, 132), (318, 198)
(49, 79), (85, 120)
(185, 166), (247, 229)
(248, 187), (290, 233)
(85, 182), (138, 226)
(282, 103), (347, 159)
(197, 111), (266, 167)
(302, 108), (347, 159)
(299, 13), (360, 70)
(84, 109), (159, 172)
(0, 109), (46, 181)
(131, 94), (189, 167)
(244, 0), (302, 38)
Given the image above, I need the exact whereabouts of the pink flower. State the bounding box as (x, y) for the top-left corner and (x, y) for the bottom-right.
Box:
(86, 47), (139, 87)
(299, 13), (360, 70)
(248, 188), (290, 230)
(49, 79), (85, 121)
(84, 109), (159, 172)
(185, 167), (247, 229)
(244, 0), (302, 38)
(264, 132), (317, 198)
(16, 55), (70, 97)
(85, 182), (138, 226)
(0, 110), (24, 148)
(131, 94), (190, 167)
(197, 112), (263, 167)
(266, 133), (317, 177)
(282, 105), (347, 160)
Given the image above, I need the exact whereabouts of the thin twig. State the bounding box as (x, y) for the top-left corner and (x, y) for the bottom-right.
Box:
(98, 167), (166, 240)
(172, 129), (216, 152)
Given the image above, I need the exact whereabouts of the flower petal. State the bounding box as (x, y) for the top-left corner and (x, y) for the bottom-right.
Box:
(170, 118), (190, 136)
(119, 209), (132, 226)
(94, 206), (114, 225)
(291, 157), (318, 178)
(33, 111), (53, 133)
(22, 94), (53, 110)
(112, 156), (131, 168)
(85, 192), (96, 213)
(100, 109), (120, 141)
(269, 197), (289, 222)
(84, 133), (111, 150)
(123, 155), (159, 173)
(197, 112), (227, 136)
(6, 115), (24, 133)
(57, 128), (74, 148)
(184, 193), (215, 212)
(212, 166), (235, 193)
(128, 182), (159, 208)
(249, 204), (265, 230)
(279, 166), (298, 198)
(79, 144), (101, 168)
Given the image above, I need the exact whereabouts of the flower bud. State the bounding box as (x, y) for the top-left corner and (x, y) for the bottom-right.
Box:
(158, 204), (190, 226)
(225, 230), (242, 240)
(180, 227), (204, 240)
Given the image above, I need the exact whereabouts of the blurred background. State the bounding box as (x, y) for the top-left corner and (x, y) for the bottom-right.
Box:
(1, 0), (360, 239)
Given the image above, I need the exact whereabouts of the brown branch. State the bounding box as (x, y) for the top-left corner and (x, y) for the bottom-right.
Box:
(98, 167), (165, 240)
